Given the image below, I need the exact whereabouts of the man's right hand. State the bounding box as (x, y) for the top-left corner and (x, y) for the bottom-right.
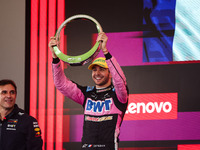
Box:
(48, 37), (58, 58)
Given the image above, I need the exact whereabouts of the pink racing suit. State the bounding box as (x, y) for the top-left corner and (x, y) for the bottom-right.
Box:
(52, 53), (128, 150)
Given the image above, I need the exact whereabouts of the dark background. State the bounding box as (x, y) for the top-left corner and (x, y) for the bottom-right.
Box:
(34, 0), (200, 149)
(62, 0), (200, 149)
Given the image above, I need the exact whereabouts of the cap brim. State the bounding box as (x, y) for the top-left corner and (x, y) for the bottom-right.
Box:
(88, 63), (108, 70)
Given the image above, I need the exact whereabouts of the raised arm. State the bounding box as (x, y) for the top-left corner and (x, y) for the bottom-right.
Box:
(49, 37), (85, 105)
(97, 32), (128, 103)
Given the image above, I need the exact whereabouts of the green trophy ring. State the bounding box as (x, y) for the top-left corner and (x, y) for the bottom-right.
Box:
(53, 14), (103, 66)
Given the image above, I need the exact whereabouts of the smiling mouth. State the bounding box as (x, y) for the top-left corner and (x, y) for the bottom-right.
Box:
(95, 76), (103, 80)
(5, 99), (13, 103)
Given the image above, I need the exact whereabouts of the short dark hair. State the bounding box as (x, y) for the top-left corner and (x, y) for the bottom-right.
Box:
(0, 79), (17, 93)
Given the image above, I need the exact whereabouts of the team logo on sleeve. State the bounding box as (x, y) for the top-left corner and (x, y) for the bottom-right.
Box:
(34, 127), (41, 131)
(35, 131), (41, 137)
(33, 122), (41, 137)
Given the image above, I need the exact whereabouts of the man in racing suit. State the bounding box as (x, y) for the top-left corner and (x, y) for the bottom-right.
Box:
(0, 79), (43, 150)
(49, 32), (128, 150)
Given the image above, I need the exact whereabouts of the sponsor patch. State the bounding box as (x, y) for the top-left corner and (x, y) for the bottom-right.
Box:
(85, 98), (112, 113)
(85, 115), (113, 122)
(82, 144), (106, 148)
(6, 119), (18, 130)
(33, 122), (41, 137)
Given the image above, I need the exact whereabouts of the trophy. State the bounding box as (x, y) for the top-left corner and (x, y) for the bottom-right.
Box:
(53, 14), (103, 66)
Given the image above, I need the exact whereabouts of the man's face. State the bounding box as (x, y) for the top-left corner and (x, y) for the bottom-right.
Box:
(92, 65), (111, 88)
(0, 84), (16, 110)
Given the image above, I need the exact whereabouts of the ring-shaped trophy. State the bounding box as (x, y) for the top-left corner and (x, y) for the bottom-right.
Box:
(53, 14), (103, 66)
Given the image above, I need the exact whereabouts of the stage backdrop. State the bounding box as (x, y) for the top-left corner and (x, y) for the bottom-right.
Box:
(0, 0), (25, 109)
(26, 0), (200, 149)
